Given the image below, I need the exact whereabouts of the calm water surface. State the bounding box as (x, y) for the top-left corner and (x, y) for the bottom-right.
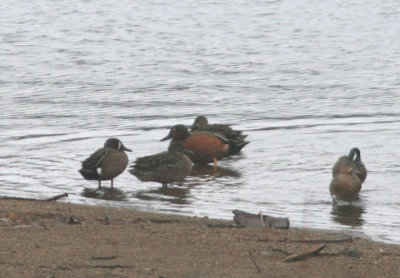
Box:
(1, 0), (400, 244)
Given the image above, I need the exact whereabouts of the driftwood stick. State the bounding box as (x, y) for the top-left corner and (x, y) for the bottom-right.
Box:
(248, 251), (262, 273)
(88, 265), (134, 269)
(271, 248), (291, 256)
(281, 243), (326, 263)
(321, 249), (361, 259)
(280, 236), (352, 244)
(45, 192), (69, 201)
(0, 192), (69, 202)
(91, 255), (117, 260)
(258, 236), (352, 244)
(381, 252), (400, 256)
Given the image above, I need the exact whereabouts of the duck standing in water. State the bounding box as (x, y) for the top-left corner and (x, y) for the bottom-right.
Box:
(332, 147), (367, 182)
(190, 115), (249, 154)
(161, 124), (230, 169)
(130, 142), (193, 189)
(79, 138), (131, 189)
(330, 163), (362, 203)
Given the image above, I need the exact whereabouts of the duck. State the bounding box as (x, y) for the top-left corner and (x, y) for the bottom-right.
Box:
(332, 147), (367, 182)
(129, 142), (193, 188)
(190, 115), (249, 154)
(79, 138), (131, 189)
(329, 163), (362, 203)
(160, 124), (230, 168)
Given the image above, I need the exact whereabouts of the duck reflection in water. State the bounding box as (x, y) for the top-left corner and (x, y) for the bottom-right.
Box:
(330, 202), (365, 227)
(134, 164), (241, 205)
(82, 187), (127, 201)
(135, 186), (191, 205)
(190, 164), (241, 179)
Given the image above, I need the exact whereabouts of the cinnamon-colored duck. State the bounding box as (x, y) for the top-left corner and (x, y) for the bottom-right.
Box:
(190, 115), (249, 154)
(161, 124), (229, 168)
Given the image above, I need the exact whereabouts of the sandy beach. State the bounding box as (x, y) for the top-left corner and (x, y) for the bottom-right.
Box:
(1, 197), (399, 278)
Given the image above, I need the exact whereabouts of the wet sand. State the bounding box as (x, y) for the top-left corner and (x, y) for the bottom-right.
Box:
(1, 198), (399, 278)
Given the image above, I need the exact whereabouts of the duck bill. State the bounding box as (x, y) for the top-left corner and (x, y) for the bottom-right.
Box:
(122, 145), (132, 152)
(160, 133), (172, 141)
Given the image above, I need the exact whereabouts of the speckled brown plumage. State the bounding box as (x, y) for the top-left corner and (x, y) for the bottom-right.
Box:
(79, 138), (131, 189)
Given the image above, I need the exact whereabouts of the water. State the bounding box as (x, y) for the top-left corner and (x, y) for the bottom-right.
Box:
(1, 0), (399, 244)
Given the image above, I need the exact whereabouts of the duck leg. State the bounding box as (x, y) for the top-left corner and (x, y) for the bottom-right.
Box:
(111, 179), (114, 189)
(213, 158), (218, 171)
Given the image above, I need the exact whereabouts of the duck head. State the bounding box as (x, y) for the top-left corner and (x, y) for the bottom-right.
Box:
(160, 124), (190, 141)
(104, 138), (132, 152)
(191, 115), (209, 131)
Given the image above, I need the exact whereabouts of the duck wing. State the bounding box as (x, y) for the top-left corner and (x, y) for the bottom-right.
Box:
(133, 151), (176, 170)
(81, 148), (111, 170)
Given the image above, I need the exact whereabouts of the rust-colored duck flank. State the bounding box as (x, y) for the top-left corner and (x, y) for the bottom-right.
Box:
(130, 142), (192, 189)
(79, 138), (131, 189)
(190, 115), (249, 155)
(161, 124), (230, 168)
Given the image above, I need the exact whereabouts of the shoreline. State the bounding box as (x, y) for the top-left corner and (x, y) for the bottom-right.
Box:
(1, 198), (400, 277)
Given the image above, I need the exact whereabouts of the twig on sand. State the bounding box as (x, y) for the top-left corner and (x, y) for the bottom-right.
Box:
(258, 236), (352, 244)
(91, 255), (117, 260)
(248, 251), (262, 273)
(282, 236), (353, 244)
(45, 192), (69, 201)
(381, 252), (400, 256)
(281, 243), (326, 263)
(273, 247), (360, 260)
(87, 264), (134, 269)
(271, 248), (291, 256)
(0, 192), (69, 202)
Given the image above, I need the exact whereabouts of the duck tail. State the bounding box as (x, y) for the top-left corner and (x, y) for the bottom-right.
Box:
(229, 140), (249, 155)
(79, 168), (100, 180)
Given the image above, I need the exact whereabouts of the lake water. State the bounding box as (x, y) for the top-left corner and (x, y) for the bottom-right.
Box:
(1, 0), (399, 244)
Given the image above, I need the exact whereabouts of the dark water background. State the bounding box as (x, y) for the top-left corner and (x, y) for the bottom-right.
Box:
(1, 0), (399, 243)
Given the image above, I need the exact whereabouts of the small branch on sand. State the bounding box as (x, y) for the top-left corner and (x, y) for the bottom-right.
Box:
(45, 192), (69, 201)
(91, 255), (117, 260)
(321, 249), (361, 259)
(281, 243), (326, 263)
(0, 192), (69, 202)
(258, 236), (352, 244)
(88, 264), (134, 269)
(271, 248), (291, 256)
(381, 252), (400, 256)
(248, 251), (262, 273)
(281, 236), (353, 244)
(65, 215), (84, 225)
(274, 246), (361, 261)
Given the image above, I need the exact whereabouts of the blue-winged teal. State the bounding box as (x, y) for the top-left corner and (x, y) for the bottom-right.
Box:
(332, 147), (367, 183)
(161, 124), (230, 168)
(129, 142), (192, 188)
(190, 115), (249, 154)
(79, 138), (131, 189)
(330, 163), (362, 203)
